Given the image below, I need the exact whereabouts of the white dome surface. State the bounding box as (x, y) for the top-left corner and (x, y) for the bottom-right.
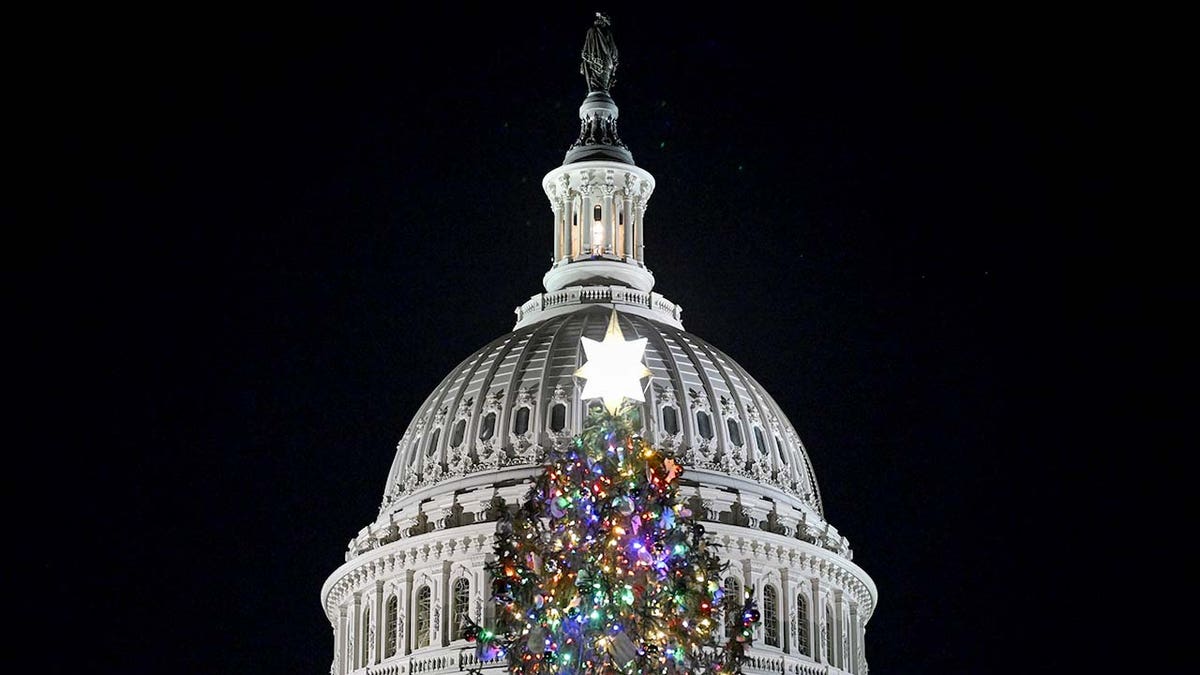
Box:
(381, 305), (823, 513)
(323, 20), (875, 674)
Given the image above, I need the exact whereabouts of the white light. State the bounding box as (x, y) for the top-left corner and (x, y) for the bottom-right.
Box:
(575, 310), (652, 414)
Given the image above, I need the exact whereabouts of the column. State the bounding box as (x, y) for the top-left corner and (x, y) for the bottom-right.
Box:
(401, 570), (414, 655)
(581, 191), (593, 254)
(634, 205), (645, 261)
(624, 196), (634, 259)
(351, 593), (362, 670)
(552, 202), (563, 262)
(603, 191), (613, 254)
(810, 578), (825, 664)
(614, 196), (624, 257)
(474, 560), (489, 629)
(337, 606), (348, 675)
(373, 581), (385, 665)
(435, 561), (450, 647)
(833, 589), (844, 669)
(570, 196), (580, 259)
(746, 560), (765, 646)
(849, 603), (860, 675)
(780, 567), (791, 655)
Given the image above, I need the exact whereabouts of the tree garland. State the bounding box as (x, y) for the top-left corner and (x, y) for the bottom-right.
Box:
(465, 404), (759, 674)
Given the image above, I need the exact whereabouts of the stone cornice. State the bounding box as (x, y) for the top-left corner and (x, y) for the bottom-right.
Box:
(323, 524), (494, 620)
(706, 522), (877, 622)
(323, 520), (875, 624)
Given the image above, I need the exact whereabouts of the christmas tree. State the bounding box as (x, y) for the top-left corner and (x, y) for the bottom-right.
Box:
(466, 312), (759, 674)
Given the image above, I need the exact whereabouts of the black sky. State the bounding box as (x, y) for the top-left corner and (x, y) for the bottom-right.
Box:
(27, 3), (1130, 673)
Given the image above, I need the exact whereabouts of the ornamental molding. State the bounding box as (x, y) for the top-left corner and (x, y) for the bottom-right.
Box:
(746, 404), (762, 426)
(483, 389), (504, 413)
(454, 397), (474, 421)
(324, 518), (874, 628)
(719, 395), (736, 418)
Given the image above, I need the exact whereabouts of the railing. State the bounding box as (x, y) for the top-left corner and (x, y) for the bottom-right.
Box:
(743, 654), (851, 675)
(513, 285), (683, 326)
(354, 650), (842, 675)
(353, 648), (505, 675)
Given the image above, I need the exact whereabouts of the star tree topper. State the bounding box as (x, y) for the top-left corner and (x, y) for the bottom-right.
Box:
(575, 310), (652, 414)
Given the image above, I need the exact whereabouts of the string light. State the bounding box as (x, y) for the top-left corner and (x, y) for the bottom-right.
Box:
(472, 404), (760, 674)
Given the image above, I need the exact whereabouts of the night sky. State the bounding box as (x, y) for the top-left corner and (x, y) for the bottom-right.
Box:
(31, 3), (1127, 674)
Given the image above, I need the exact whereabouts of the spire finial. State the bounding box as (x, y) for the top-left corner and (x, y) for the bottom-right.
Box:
(581, 12), (618, 94)
(565, 13), (632, 165)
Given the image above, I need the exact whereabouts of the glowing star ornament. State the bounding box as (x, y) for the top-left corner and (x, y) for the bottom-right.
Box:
(575, 310), (652, 414)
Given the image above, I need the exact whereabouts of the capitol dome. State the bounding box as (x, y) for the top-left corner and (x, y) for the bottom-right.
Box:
(323, 15), (875, 675)
(377, 305), (830, 533)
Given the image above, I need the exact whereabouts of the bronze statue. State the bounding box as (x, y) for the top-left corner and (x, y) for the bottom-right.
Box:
(581, 12), (618, 94)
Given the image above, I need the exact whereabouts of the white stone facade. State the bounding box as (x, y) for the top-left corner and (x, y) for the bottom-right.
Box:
(322, 30), (875, 675)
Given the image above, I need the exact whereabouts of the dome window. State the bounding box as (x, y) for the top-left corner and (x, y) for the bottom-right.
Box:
(416, 586), (432, 649)
(662, 405), (679, 435)
(796, 593), (810, 656)
(428, 428), (441, 455)
(449, 419), (466, 448)
(452, 578), (471, 641)
(513, 406), (531, 436)
(479, 412), (497, 441)
(763, 584), (779, 647)
(776, 436), (788, 465)
(385, 595), (398, 657)
(361, 606), (371, 666)
(754, 427), (767, 455)
(825, 604), (834, 664)
(549, 403), (567, 432)
(723, 576), (742, 638)
(696, 410), (713, 440)
(727, 418), (743, 446)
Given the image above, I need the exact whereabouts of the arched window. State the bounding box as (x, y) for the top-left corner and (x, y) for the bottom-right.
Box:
(361, 606), (371, 666)
(549, 403), (567, 432)
(796, 593), (810, 656)
(415, 586), (431, 649)
(662, 406), (679, 435)
(696, 411), (713, 440)
(727, 418), (743, 446)
(763, 584), (779, 647)
(591, 205), (605, 253)
(776, 436), (788, 465)
(427, 428), (441, 455)
(724, 577), (742, 639)
(452, 578), (471, 640)
(449, 419), (466, 448)
(385, 595), (398, 657)
(824, 604), (834, 664)
(512, 407), (530, 435)
(754, 427), (767, 456)
(479, 412), (496, 441)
